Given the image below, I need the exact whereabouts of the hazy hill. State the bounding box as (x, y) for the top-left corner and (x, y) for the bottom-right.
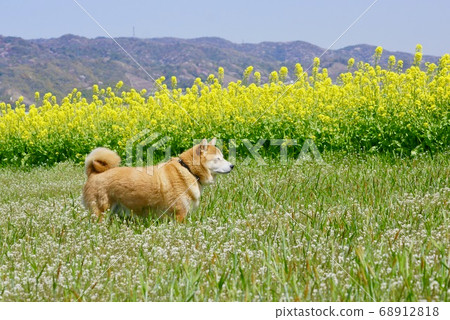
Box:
(0, 34), (440, 104)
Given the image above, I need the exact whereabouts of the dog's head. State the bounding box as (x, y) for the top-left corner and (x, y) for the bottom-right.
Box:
(192, 138), (234, 184)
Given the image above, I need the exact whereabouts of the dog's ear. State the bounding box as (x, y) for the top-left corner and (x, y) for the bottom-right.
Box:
(209, 137), (216, 146)
(196, 139), (208, 155)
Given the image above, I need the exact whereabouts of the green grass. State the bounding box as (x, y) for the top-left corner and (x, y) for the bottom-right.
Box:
(0, 152), (448, 301)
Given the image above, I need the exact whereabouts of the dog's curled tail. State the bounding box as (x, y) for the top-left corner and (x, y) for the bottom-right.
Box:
(85, 147), (121, 177)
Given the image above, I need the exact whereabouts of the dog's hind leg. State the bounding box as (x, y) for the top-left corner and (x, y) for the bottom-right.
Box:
(94, 194), (111, 221)
(83, 199), (101, 220)
(84, 196), (110, 222)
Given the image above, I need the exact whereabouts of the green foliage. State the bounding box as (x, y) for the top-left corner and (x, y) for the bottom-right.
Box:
(0, 152), (448, 301)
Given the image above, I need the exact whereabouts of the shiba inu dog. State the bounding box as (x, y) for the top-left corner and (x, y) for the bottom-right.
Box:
(82, 138), (234, 222)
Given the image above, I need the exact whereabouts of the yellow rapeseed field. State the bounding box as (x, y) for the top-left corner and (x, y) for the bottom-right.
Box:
(0, 46), (449, 165)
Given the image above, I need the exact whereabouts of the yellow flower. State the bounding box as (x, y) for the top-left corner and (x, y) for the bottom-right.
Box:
(0, 46), (447, 167)
(115, 81), (124, 90)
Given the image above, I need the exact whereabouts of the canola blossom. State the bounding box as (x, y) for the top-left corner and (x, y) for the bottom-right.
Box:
(0, 47), (449, 166)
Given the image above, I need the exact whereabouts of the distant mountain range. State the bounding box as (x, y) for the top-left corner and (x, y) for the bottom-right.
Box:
(0, 34), (441, 104)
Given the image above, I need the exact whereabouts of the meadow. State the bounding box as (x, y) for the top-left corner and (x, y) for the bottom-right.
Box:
(0, 152), (448, 301)
(0, 46), (449, 301)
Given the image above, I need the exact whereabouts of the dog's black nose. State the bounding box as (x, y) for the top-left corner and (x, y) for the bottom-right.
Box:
(230, 164), (235, 169)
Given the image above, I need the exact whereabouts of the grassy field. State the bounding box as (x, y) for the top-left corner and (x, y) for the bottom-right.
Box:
(0, 152), (448, 301)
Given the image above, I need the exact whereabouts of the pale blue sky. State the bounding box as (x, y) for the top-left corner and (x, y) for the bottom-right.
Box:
(1, 0), (448, 56)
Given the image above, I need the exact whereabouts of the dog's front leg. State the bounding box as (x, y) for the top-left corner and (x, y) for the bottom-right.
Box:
(173, 202), (188, 222)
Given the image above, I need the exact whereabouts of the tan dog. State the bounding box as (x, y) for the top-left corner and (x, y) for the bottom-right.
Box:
(82, 138), (234, 221)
